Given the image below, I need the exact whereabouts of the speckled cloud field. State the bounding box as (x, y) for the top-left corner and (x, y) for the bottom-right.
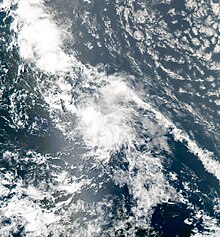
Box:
(0, 0), (220, 236)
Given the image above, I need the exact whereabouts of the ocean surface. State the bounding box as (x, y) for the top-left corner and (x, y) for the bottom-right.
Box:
(0, 0), (220, 236)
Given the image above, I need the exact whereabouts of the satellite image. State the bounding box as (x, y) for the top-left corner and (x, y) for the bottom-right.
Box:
(0, 0), (220, 236)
